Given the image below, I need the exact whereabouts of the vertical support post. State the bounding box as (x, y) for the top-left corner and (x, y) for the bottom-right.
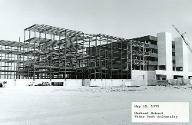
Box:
(106, 38), (109, 79)
(58, 35), (61, 79)
(120, 39), (123, 79)
(104, 38), (107, 79)
(33, 31), (36, 80)
(130, 40), (133, 79)
(95, 36), (97, 80)
(110, 38), (113, 79)
(64, 31), (67, 80)
(143, 41), (145, 70)
(82, 33), (85, 79)
(126, 41), (129, 79)
(75, 34), (78, 79)
(99, 36), (102, 79)
(23, 30), (26, 79)
(88, 37), (91, 80)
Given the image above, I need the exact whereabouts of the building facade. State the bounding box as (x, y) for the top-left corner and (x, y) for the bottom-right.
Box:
(156, 32), (192, 80)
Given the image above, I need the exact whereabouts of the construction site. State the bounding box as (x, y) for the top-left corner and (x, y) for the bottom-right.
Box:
(0, 24), (158, 80)
(0, 24), (192, 87)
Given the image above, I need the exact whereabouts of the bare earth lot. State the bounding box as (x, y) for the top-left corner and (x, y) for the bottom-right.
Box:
(0, 86), (192, 125)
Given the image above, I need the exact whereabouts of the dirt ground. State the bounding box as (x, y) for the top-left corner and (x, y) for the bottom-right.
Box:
(0, 85), (192, 125)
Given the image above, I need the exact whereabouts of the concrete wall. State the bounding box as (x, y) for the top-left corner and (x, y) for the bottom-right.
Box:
(175, 37), (189, 73)
(157, 32), (167, 66)
(188, 46), (192, 72)
(2, 79), (135, 87)
(132, 70), (156, 86)
(174, 37), (192, 78)
(85, 79), (139, 87)
(175, 37), (183, 68)
(182, 36), (192, 73)
(64, 79), (82, 88)
(157, 32), (173, 79)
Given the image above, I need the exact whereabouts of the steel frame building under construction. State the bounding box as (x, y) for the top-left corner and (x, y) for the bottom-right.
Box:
(0, 24), (158, 79)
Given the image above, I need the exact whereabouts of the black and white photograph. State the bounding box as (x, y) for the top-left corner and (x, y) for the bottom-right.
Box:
(0, 0), (192, 124)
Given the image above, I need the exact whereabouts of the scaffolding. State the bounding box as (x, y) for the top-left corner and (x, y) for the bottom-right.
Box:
(0, 40), (33, 79)
(15, 24), (134, 79)
(0, 24), (158, 79)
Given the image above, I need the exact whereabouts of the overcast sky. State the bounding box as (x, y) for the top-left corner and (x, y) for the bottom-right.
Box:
(0, 0), (191, 41)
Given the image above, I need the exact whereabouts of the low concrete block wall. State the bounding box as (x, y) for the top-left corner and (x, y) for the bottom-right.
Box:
(64, 79), (82, 88)
(2, 78), (159, 87)
(16, 79), (34, 87)
(88, 79), (142, 87)
(2, 79), (82, 88)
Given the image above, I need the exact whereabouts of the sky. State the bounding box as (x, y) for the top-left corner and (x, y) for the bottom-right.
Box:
(0, 0), (192, 42)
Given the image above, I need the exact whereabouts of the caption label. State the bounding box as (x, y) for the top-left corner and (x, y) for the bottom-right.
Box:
(132, 102), (189, 122)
